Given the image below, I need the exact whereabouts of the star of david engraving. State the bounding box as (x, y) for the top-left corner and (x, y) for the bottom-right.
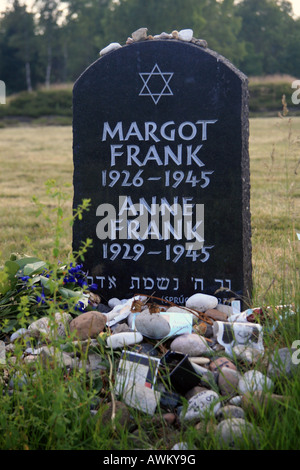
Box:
(139, 63), (174, 105)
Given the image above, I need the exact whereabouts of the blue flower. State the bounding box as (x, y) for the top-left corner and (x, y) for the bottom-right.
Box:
(89, 283), (98, 291)
(36, 287), (46, 304)
(63, 274), (76, 284)
(68, 263), (83, 275)
(75, 300), (85, 312)
(21, 276), (30, 282)
(41, 269), (51, 278)
(76, 278), (87, 288)
(36, 294), (45, 304)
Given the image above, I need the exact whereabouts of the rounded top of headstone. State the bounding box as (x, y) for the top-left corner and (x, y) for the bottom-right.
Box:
(75, 28), (247, 90)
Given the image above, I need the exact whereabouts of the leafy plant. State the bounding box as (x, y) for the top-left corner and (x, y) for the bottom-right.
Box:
(0, 254), (99, 336)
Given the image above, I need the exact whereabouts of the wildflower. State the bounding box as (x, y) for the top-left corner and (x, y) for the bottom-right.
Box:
(36, 288), (46, 304)
(62, 263), (87, 288)
(59, 303), (69, 310)
(89, 283), (98, 291)
(75, 300), (85, 312)
(68, 263), (83, 275)
(21, 276), (30, 282)
(76, 277), (88, 288)
(63, 274), (76, 284)
(41, 269), (51, 278)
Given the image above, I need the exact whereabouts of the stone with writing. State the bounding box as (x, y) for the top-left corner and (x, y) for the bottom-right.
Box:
(73, 38), (251, 306)
(180, 390), (221, 421)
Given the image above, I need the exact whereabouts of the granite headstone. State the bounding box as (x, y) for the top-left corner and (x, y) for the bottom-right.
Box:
(72, 38), (252, 305)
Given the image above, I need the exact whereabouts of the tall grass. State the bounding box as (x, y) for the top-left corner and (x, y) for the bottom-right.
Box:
(250, 113), (299, 307)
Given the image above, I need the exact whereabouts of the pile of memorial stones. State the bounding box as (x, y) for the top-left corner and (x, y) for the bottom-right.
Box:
(99, 27), (208, 57)
(0, 291), (297, 450)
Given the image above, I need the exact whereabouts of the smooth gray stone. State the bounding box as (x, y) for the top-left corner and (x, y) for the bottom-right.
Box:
(215, 405), (245, 421)
(97, 303), (112, 313)
(267, 347), (298, 378)
(217, 418), (258, 448)
(108, 297), (121, 308)
(218, 368), (241, 396)
(228, 395), (243, 406)
(10, 328), (29, 342)
(170, 333), (213, 357)
(238, 370), (273, 394)
(135, 312), (170, 339)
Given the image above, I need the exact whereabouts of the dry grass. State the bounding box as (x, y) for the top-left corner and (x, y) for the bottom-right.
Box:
(249, 116), (300, 303)
(0, 118), (299, 304)
(249, 74), (298, 84)
(0, 126), (73, 257)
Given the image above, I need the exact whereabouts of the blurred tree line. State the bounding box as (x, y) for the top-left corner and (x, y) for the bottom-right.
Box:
(0, 0), (299, 94)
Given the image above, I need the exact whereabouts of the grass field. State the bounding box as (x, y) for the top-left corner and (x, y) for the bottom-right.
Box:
(0, 116), (299, 306)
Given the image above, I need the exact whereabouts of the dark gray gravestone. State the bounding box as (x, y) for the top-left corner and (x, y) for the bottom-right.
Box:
(72, 39), (252, 306)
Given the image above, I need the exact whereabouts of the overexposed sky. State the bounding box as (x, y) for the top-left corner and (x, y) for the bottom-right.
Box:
(0, 0), (300, 17)
(290, 0), (300, 16)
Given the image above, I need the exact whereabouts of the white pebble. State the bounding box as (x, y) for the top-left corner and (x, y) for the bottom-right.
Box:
(25, 347), (43, 355)
(178, 29), (194, 42)
(106, 331), (143, 349)
(99, 43), (122, 57)
(186, 293), (218, 312)
(10, 328), (28, 342)
(171, 442), (189, 450)
(189, 357), (210, 365)
(238, 370), (273, 394)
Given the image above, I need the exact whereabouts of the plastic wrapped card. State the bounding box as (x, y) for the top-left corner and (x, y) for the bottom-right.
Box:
(114, 350), (161, 415)
(213, 320), (264, 356)
(162, 312), (193, 337)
